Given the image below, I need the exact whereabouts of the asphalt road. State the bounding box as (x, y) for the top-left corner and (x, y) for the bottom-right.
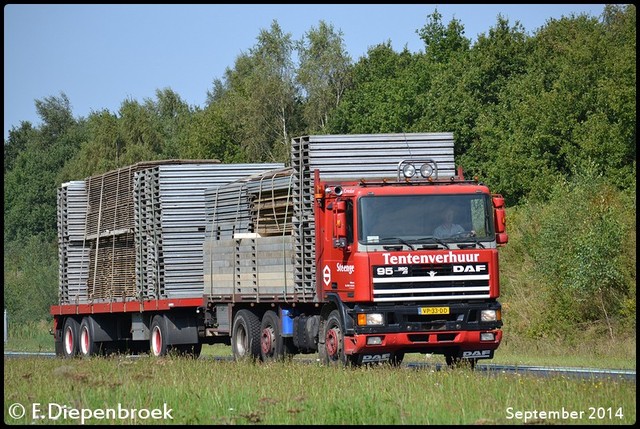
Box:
(4, 351), (635, 382)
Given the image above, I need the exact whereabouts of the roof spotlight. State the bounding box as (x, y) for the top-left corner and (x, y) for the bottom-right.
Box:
(402, 163), (416, 178)
(420, 163), (434, 178)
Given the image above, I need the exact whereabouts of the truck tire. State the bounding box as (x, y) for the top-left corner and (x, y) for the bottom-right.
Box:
(260, 310), (286, 362)
(79, 317), (101, 357)
(231, 309), (261, 361)
(150, 315), (169, 357)
(319, 310), (358, 367)
(62, 317), (80, 358)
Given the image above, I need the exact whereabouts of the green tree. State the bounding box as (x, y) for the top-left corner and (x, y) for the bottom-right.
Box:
(147, 87), (193, 159)
(328, 42), (425, 134)
(117, 98), (162, 165)
(296, 20), (352, 133)
(467, 15), (530, 106)
(503, 168), (636, 339)
(3, 237), (58, 327)
(34, 92), (76, 141)
(417, 8), (470, 63)
(571, 4), (636, 190)
(411, 53), (479, 157)
(4, 122), (36, 173)
(4, 93), (84, 241)
(58, 109), (122, 181)
(462, 9), (635, 205)
(181, 104), (240, 162)
(207, 20), (301, 162)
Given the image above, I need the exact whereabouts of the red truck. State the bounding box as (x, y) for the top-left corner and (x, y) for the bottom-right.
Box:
(51, 133), (508, 368)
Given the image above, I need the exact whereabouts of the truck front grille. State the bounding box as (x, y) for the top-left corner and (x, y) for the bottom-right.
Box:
(372, 264), (490, 303)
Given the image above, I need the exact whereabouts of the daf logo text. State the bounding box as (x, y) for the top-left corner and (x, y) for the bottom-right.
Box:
(453, 264), (487, 273)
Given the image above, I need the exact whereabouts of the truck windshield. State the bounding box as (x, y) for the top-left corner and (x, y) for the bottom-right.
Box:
(358, 194), (493, 244)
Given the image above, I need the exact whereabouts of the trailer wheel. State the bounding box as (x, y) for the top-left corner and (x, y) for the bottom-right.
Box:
(319, 310), (357, 367)
(150, 315), (169, 357)
(62, 317), (79, 358)
(79, 317), (101, 357)
(231, 309), (261, 361)
(260, 310), (287, 362)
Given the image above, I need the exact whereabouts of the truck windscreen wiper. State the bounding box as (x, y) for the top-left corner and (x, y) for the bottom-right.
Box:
(457, 237), (485, 249)
(378, 237), (415, 250)
(413, 236), (450, 249)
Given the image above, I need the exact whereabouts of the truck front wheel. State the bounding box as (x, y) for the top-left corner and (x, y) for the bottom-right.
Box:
(62, 317), (79, 358)
(319, 310), (357, 367)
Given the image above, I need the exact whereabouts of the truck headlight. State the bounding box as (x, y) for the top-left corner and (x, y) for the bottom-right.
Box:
(480, 309), (498, 322)
(357, 313), (384, 326)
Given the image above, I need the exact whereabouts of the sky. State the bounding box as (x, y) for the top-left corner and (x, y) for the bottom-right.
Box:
(3, 4), (608, 141)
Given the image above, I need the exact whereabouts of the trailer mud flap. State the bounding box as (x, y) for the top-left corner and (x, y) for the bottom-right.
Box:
(165, 314), (198, 345)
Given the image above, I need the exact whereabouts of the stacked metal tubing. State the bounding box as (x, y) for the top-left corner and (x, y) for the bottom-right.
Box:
(289, 133), (456, 296)
(56, 160), (282, 304)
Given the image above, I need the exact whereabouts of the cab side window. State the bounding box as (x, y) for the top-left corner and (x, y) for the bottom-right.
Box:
(346, 199), (354, 244)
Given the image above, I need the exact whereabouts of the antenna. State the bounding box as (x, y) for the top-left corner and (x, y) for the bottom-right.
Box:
(402, 132), (413, 159)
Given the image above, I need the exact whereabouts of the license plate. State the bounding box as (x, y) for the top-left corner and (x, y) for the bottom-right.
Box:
(419, 307), (449, 315)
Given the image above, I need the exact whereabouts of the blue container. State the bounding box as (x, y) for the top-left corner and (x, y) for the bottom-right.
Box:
(281, 308), (294, 336)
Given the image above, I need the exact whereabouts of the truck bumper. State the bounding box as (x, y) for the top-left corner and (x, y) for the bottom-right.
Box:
(343, 329), (502, 358)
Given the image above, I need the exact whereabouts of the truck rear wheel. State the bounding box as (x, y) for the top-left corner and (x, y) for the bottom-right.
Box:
(79, 317), (101, 357)
(231, 309), (261, 361)
(62, 317), (79, 358)
(150, 315), (169, 357)
(260, 310), (287, 362)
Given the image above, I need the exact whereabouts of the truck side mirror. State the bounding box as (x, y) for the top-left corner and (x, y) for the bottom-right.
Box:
(492, 195), (509, 246)
(333, 200), (347, 248)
